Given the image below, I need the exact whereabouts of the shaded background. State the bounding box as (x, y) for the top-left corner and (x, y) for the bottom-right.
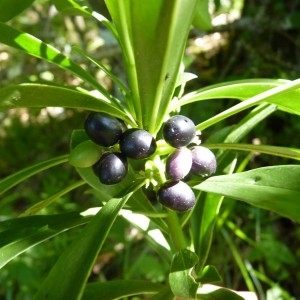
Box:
(0, 0), (299, 299)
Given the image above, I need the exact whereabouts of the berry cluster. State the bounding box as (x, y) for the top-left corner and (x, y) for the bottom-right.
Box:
(73, 112), (217, 213)
(84, 112), (156, 185)
(157, 115), (217, 212)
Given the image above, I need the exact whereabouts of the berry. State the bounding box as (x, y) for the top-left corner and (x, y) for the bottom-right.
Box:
(166, 148), (192, 180)
(163, 115), (196, 148)
(84, 112), (124, 147)
(69, 140), (102, 168)
(93, 152), (127, 185)
(119, 128), (157, 159)
(190, 146), (217, 177)
(157, 180), (196, 212)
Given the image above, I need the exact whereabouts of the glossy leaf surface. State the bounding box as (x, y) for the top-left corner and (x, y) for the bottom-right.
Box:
(195, 165), (300, 222)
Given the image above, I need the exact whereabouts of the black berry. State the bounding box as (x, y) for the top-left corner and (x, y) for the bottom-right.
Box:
(84, 112), (124, 147)
(119, 128), (157, 159)
(93, 152), (127, 185)
(166, 148), (192, 180)
(157, 180), (196, 212)
(191, 146), (217, 177)
(163, 115), (196, 148)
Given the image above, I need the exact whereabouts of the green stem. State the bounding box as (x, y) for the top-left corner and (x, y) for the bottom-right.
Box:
(165, 210), (187, 251)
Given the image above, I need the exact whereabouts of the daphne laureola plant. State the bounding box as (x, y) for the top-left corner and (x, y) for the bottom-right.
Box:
(0, 0), (300, 299)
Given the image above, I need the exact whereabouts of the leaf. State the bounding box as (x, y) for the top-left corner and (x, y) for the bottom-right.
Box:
(105, 0), (198, 133)
(20, 180), (86, 216)
(0, 84), (135, 125)
(82, 280), (163, 300)
(191, 193), (223, 272)
(169, 249), (199, 299)
(198, 78), (300, 130)
(207, 143), (300, 161)
(0, 155), (68, 196)
(194, 165), (300, 222)
(193, 0), (212, 30)
(34, 183), (142, 300)
(0, 212), (91, 268)
(196, 284), (246, 300)
(0, 0), (35, 21)
(198, 265), (222, 284)
(0, 22), (111, 97)
(175, 79), (289, 109)
(52, 0), (92, 16)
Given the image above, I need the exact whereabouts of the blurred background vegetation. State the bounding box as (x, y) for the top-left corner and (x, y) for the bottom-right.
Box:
(0, 0), (300, 299)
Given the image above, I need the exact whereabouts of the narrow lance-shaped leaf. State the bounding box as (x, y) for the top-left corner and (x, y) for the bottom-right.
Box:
(83, 280), (163, 300)
(0, 155), (68, 196)
(34, 182), (143, 300)
(0, 84), (136, 125)
(0, 22), (112, 100)
(0, 212), (91, 268)
(207, 143), (300, 161)
(194, 165), (300, 222)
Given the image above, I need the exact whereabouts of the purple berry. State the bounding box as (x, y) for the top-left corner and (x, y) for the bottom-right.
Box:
(191, 146), (217, 177)
(166, 148), (192, 180)
(157, 180), (196, 212)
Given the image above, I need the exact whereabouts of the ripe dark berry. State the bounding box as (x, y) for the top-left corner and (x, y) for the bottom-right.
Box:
(93, 152), (127, 185)
(119, 128), (157, 159)
(191, 146), (217, 177)
(163, 115), (196, 148)
(157, 180), (196, 212)
(84, 112), (124, 147)
(166, 148), (192, 180)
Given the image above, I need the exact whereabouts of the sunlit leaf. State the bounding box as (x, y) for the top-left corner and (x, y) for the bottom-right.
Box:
(83, 280), (163, 300)
(193, 0), (212, 30)
(194, 165), (300, 222)
(196, 284), (246, 300)
(0, 22), (111, 97)
(0, 84), (135, 125)
(105, 0), (198, 133)
(207, 143), (300, 161)
(34, 184), (141, 299)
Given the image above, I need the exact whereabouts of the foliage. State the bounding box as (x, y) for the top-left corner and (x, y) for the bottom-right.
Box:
(0, 0), (299, 299)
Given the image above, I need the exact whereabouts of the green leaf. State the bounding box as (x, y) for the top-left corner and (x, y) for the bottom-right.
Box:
(196, 284), (246, 300)
(34, 184), (141, 300)
(105, 0), (198, 133)
(169, 249), (199, 299)
(0, 0), (35, 21)
(51, 0), (92, 16)
(0, 155), (68, 196)
(194, 165), (300, 222)
(175, 79), (288, 109)
(191, 193), (223, 272)
(0, 84), (135, 125)
(193, 0), (212, 30)
(207, 143), (300, 161)
(198, 265), (222, 284)
(0, 212), (91, 268)
(83, 280), (163, 300)
(198, 78), (300, 130)
(20, 180), (86, 216)
(0, 22), (111, 97)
